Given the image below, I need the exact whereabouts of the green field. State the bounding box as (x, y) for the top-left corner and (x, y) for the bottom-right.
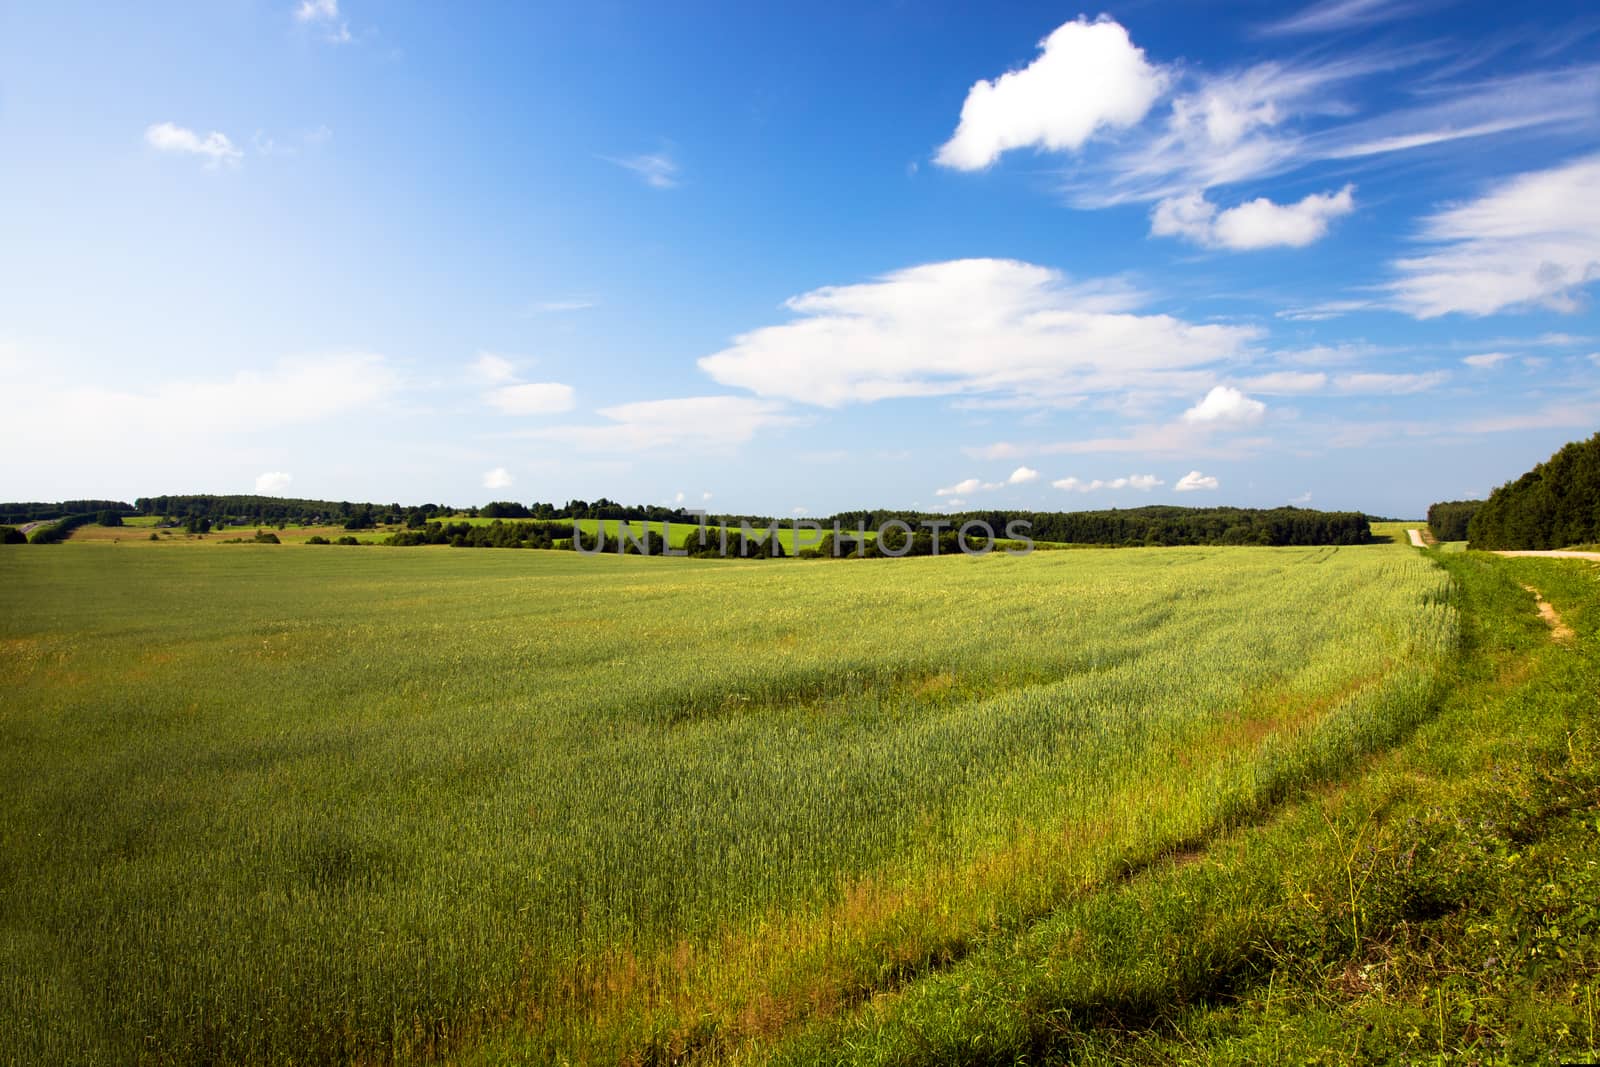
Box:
(0, 541), (1461, 1063)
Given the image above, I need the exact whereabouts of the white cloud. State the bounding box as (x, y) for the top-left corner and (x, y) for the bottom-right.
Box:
(1053, 473), (1164, 492)
(936, 477), (990, 497)
(469, 353), (518, 385)
(5, 352), (396, 439)
(1007, 466), (1039, 484)
(524, 299), (597, 315)
(1182, 385), (1266, 426)
(1239, 370), (1328, 394)
(702, 491), (714, 501)
(1151, 185), (1354, 249)
(1463, 352), (1513, 369)
(928, 5), (1595, 215)
(698, 258), (1258, 408)
(1388, 154), (1600, 317)
(935, 17), (1167, 171)
(1260, 0), (1428, 36)
(145, 122), (242, 168)
(485, 382), (576, 416)
(1333, 371), (1447, 394)
(512, 396), (802, 453)
(606, 151), (679, 188)
(482, 467), (514, 490)
(255, 471), (293, 494)
(293, 0), (350, 42)
(294, 0), (337, 20)
(1290, 490), (1313, 504)
(1175, 470), (1220, 491)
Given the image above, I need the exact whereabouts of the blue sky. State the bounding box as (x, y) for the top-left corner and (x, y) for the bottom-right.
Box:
(2, 1), (1597, 517)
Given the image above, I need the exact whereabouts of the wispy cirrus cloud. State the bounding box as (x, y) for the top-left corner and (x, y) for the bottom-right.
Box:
(509, 396), (804, 453)
(1258, 0), (1440, 37)
(604, 151), (680, 189)
(1387, 153), (1600, 317)
(933, 14), (1600, 231)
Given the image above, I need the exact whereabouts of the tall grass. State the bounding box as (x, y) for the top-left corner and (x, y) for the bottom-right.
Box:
(0, 543), (1453, 1063)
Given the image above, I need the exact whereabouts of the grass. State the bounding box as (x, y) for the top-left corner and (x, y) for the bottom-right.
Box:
(763, 550), (1600, 1065)
(0, 540), (1454, 1064)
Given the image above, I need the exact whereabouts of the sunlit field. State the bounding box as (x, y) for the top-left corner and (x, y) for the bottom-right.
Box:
(0, 542), (1454, 1063)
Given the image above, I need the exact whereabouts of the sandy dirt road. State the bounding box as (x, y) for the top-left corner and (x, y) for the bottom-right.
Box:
(1406, 528), (1426, 548)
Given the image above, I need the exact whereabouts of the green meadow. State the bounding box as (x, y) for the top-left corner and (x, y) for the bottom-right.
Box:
(0, 539), (1467, 1063)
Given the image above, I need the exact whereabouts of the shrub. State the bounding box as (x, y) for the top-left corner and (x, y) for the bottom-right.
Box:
(305, 535), (331, 545)
(0, 526), (25, 545)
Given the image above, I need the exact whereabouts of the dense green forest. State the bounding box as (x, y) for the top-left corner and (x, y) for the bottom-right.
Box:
(0, 500), (131, 524)
(1427, 499), (1482, 541)
(1468, 431), (1600, 549)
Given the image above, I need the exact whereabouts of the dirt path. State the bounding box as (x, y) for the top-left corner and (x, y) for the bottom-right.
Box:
(1406, 528), (1426, 548)
(1495, 550), (1600, 562)
(1519, 583), (1575, 642)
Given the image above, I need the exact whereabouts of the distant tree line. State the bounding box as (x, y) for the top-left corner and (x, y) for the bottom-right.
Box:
(1467, 432), (1600, 550)
(9, 492), (1377, 551)
(825, 506), (1371, 547)
(1426, 500), (1482, 542)
(0, 500), (131, 524)
(133, 495), (449, 527)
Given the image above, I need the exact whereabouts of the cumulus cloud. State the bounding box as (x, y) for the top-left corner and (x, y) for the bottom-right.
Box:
(1182, 385), (1267, 426)
(935, 17), (1167, 171)
(1053, 473), (1164, 492)
(145, 122), (242, 168)
(698, 258), (1258, 408)
(482, 467), (513, 490)
(1388, 154), (1600, 317)
(474, 356), (574, 416)
(255, 471), (293, 494)
(293, 0), (350, 41)
(1151, 185), (1355, 249)
(1463, 352), (1512, 368)
(485, 382), (576, 416)
(294, 0), (337, 20)
(936, 477), (991, 497)
(1008, 466), (1039, 484)
(1175, 470), (1220, 491)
